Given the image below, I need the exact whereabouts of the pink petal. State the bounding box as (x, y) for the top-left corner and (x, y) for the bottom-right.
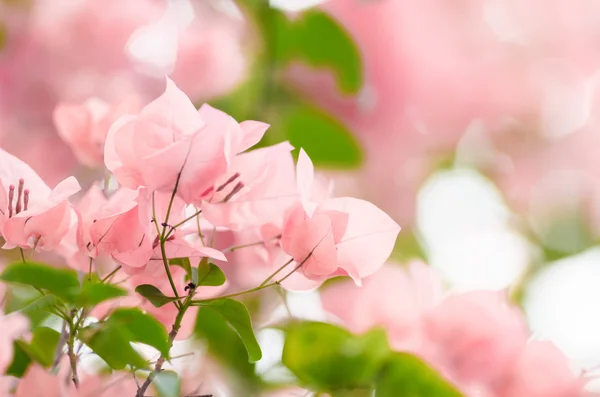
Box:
(141, 77), (205, 138)
(238, 120), (270, 152)
(319, 197), (401, 278)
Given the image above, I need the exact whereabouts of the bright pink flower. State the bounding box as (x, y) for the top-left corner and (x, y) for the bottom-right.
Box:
(280, 196), (400, 287)
(53, 96), (140, 167)
(424, 291), (529, 385)
(202, 142), (297, 230)
(500, 341), (585, 397)
(104, 77), (268, 204)
(0, 148), (80, 251)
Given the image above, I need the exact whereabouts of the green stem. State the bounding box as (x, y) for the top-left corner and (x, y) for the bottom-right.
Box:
(135, 293), (194, 397)
(100, 265), (122, 284)
(19, 248), (26, 263)
(192, 282), (277, 304)
(222, 237), (279, 254)
(88, 257), (93, 282)
(67, 314), (80, 388)
(164, 209), (203, 241)
(259, 258), (293, 287)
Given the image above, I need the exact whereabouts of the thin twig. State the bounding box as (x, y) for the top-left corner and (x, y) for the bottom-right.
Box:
(52, 321), (68, 369)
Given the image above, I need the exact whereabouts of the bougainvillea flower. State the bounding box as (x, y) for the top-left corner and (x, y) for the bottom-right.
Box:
(104, 77), (269, 204)
(53, 97), (140, 167)
(280, 196), (400, 286)
(202, 141), (297, 230)
(0, 148), (81, 251)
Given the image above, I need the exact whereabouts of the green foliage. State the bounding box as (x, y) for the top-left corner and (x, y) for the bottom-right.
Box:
(77, 282), (128, 307)
(0, 262), (80, 303)
(282, 322), (389, 392)
(135, 284), (179, 308)
(375, 353), (463, 397)
(106, 308), (170, 356)
(82, 323), (148, 370)
(5, 342), (31, 377)
(195, 299), (262, 363)
(195, 304), (261, 392)
(153, 370), (181, 397)
(262, 8), (362, 94)
(196, 260), (226, 287)
(282, 100), (363, 168)
(169, 258), (192, 280)
(81, 308), (170, 370)
(15, 327), (61, 368)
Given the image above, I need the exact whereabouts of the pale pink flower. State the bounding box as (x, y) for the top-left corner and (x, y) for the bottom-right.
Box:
(104, 77), (268, 204)
(321, 262), (443, 354)
(280, 196), (400, 288)
(499, 341), (585, 397)
(424, 291), (530, 385)
(0, 148), (80, 251)
(53, 96), (140, 167)
(202, 142), (298, 230)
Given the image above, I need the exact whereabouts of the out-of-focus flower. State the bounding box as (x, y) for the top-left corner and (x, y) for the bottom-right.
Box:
(53, 97), (140, 167)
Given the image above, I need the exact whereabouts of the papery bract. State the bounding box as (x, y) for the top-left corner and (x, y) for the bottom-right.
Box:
(104, 77), (268, 204)
(0, 148), (80, 250)
(53, 97), (140, 167)
(202, 141), (297, 230)
(280, 197), (400, 287)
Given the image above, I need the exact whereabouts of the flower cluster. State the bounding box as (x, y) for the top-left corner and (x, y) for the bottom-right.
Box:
(0, 77), (400, 396)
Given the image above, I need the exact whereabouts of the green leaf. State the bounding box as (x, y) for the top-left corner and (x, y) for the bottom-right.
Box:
(16, 327), (61, 368)
(262, 8), (362, 94)
(375, 353), (463, 397)
(2, 285), (55, 328)
(0, 262), (80, 303)
(197, 299), (262, 363)
(5, 341), (31, 377)
(196, 261), (226, 287)
(289, 10), (362, 94)
(107, 308), (170, 356)
(169, 258), (192, 280)
(135, 284), (179, 308)
(77, 283), (128, 307)
(194, 306), (261, 393)
(283, 322), (390, 391)
(282, 102), (362, 169)
(82, 324), (148, 370)
(153, 370), (181, 397)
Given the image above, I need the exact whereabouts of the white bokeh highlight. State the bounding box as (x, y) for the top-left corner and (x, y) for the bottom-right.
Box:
(524, 247), (600, 370)
(416, 168), (531, 290)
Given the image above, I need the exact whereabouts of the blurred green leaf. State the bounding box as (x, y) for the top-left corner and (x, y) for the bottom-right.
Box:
(153, 370), (181, 397)
(107, 308), (170, 356)
(16, 327), (61, 368)
(77, 283), (127, 307)
(169, 258), (192, 281)
(282, 322), (390, 391)
(3, 285), (55, 328)
(282, 101), (363, 168)
(5, 341), (31, 377)
(0, 262), (79, 303)
(195, 305), (262, 393)
(196, 261), (226, 287)
(82, 324), (148, 370)
(135, 284), (178, 308)
(288, 10), (362, 94)
(375, 353), (463, 397)
(261, 7), (362, 94)
(196, 299), (262, 363)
